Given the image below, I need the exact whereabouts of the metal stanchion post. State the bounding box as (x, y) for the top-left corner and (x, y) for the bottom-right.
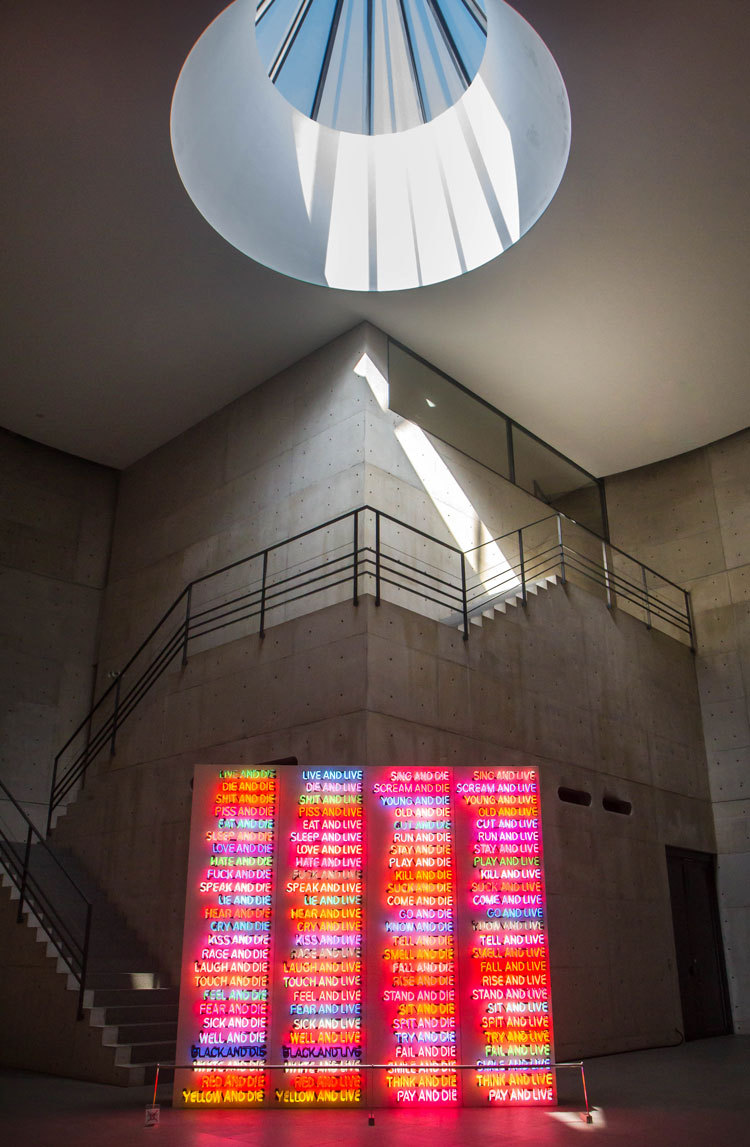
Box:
(145, 1064), (160, 1127)
(580, 1062), (593, 1123)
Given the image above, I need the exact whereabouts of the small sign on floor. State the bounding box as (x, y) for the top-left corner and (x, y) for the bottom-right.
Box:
(145, 1105), (160, 1128)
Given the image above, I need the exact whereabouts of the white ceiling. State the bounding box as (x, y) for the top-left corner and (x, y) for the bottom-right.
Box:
(1, 1), (748, 475)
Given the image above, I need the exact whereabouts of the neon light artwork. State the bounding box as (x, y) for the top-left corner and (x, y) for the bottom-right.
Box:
(369, 768), (458, 1105)
(175, 767), (277, 1107)
(174, 764), (554, 1108)
(277, 768), (364, 1106)
(455, 768), (556, 1105)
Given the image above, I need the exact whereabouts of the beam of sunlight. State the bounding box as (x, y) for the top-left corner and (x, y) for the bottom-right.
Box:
(325, 133), (370, 290)
(292, 112), (320, 220)
(464, 76), (520, 244)
(434, 109), (503, 268)
(404, 124), (462, 285)
(354, 351), (389, 411)
(354, 353), (519, 595)
(373, 135), (419, 290)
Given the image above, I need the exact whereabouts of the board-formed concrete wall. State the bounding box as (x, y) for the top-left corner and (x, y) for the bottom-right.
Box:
(0, 429), (117, 827)
(606, 428), (750, 1034)
(95, 323), (547, 683)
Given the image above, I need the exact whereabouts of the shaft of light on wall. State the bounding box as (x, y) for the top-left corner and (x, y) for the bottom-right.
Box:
(354, 353), (518, 591)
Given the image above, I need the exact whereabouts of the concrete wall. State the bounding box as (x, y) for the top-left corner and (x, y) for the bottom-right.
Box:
(0, 429), (117, 827)
(52, 583), (711, 1059)
(96, 326), (374, 679)
(606, 427), (750, 1034)
(95, 324), (549, 683)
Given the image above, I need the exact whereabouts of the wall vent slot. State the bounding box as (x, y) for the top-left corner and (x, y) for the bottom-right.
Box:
(603, 795), (632, 815)
(557, 786), (591, 806)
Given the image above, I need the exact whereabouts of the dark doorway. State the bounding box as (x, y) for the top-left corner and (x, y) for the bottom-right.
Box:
(666, 846), (732, 1039)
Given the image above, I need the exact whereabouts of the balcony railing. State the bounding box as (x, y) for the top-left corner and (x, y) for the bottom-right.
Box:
(46, 505), (693, 833)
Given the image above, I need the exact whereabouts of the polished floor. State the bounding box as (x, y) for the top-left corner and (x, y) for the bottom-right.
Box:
(1, 1037), (747, 1147)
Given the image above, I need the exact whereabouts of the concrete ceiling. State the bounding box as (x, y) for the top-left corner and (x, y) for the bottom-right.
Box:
(1, 1), (748, 475)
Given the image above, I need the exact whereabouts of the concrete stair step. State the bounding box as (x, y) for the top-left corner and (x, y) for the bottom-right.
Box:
(453, 573), (562, 630)
(79, 970), (168, 990)
(115, 1040), (176, 1066)
(89, 1001), (179, 1026)
(101, 1020), (177, 1044)
(83, 985), (179, 1009)
(492, 595), (519, 614)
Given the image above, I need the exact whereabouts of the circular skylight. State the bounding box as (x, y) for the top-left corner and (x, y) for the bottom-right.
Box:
(255, 0), (488, 134)
(171, 0), (570, 291)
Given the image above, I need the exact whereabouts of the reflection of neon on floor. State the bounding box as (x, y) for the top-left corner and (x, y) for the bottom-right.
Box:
(354, 353), (519, 593)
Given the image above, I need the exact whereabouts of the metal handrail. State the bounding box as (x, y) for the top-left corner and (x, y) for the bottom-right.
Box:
(464, 512), (692, 636)
(46, 503), (693, 832)
(561, 546), (689, 630)
(463, 534), (688, 631)
(465, 512), (559, 555)
(0, 778), (92, 1019)
(471, 509), (689, 597)
(164, 1058), (592, 1119)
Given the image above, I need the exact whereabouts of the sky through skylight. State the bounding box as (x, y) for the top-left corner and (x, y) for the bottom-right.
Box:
(255, 0), (488, 134)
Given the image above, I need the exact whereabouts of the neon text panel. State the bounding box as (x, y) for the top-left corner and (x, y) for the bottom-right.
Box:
(175, 766), (553, 1108)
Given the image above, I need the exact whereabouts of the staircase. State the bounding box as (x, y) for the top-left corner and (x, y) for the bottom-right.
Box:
(441, 571), (560, 632)
(467, 573), (560, 627)
(0, 837), (176, 1085)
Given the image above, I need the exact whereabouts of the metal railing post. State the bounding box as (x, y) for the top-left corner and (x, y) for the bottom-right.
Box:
(17, 825), (33, 923)
(46, 757), (59, 837)
(81, 667), (97, 795)
(581, 1062), (592, 1122)
(352, 510), (359, 605)
(518, 528), (527, 606)
(460, 553), (469, 640)
(110, 677), (121, 757)
(557, 515), (566, 584)
(77, 903), (93, 1020)
(642, 565), (652, 629)
(602, 540), (612, 609)
(259, 551), (268, 638)
(375, 511), (381, 606)
(181, 585), (193, 666)
(685, 589), (695, 652)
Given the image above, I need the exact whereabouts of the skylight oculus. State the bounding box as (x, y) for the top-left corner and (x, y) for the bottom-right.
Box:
(171, 0), (571, 290)
(255, 0), (488, 134)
